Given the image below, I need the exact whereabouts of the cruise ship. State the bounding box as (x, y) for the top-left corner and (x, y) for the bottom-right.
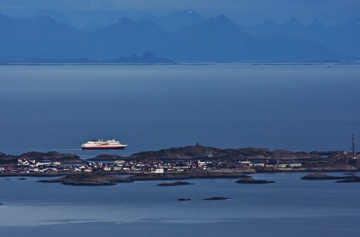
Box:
(81, 139), (127, 150)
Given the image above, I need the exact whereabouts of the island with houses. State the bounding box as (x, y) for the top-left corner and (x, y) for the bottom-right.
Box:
(1, 144), (359, 185)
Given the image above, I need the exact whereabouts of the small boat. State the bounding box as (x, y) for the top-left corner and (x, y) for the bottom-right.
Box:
(81, 139), (127, 150)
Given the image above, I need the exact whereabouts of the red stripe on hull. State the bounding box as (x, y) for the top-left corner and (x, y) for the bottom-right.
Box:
(81, 146), (126, 150)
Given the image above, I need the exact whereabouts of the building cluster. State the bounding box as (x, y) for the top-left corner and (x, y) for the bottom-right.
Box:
(0, 158), (73, 174)
(0, 157), (302, 175)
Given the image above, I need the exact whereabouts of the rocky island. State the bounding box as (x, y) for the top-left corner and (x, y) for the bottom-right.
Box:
(38, 173), (133, 186)
(177, 198), (191, 201)
(236, 176), (275, 184)
(157, 181), (193, 186)
(301, 173), (360, 182)
(1, 145), (360, 185)
(336, 177), (360, 183)
(38, 171), (250, 185)
(203, 196), (230, 201)
(301, 173), (346, 180)
(130, 145), (318, 160)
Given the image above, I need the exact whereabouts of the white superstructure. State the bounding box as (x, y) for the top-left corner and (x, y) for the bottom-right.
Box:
(81, 139), (127, 150)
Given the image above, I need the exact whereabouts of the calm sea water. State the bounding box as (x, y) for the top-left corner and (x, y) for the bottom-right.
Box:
(0, 63), (359, 157)
(1, 64), (360, 236)
(0, 173), (360, 237)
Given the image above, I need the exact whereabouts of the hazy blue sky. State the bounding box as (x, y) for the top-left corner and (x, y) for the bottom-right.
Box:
(0, 0), (359, 26)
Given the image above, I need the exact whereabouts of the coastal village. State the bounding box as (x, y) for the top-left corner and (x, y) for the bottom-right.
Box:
(1, 144), (359, 177)
(1, 155), (302, 175)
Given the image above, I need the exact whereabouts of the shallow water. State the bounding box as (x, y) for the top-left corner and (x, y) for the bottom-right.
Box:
(0, 173), (359, 237)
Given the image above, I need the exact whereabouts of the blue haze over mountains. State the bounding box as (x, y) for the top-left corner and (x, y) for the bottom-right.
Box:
(0, 10), (359, 62)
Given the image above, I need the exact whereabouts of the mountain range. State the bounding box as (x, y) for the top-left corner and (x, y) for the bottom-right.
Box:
(242, 17), (360, 60)
(0, 10), (359, 62)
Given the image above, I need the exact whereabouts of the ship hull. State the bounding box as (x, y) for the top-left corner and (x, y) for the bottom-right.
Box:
(81, 146), (127, 150)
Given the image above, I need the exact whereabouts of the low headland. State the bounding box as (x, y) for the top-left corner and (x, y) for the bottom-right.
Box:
(1, 144), (360, 185)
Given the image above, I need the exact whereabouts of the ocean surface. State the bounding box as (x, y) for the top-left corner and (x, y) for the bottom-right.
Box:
(1, 173), (360, 237)
(0, 63), (359, 158)
(1, 64), (360, 236)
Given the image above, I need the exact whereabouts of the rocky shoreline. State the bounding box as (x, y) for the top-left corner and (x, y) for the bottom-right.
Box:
(2, 145), (359, 163)
(301, 173), (360, 182)
(128, 171), (250, 181)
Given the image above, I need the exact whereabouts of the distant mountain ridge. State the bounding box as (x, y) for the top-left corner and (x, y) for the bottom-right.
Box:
(242, 17), (360, 59)
(156, 9), (205, 31)
(0, 11), (358, 62)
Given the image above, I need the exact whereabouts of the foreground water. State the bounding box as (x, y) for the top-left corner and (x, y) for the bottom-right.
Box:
(0, 63), (359, 158)
(0, 173), (359, 237)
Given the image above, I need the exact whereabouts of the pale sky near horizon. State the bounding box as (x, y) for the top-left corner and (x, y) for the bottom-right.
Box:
(0, 0), (359, 26)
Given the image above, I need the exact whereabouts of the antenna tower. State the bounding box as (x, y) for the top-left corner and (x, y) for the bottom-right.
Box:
(352, 134), (356, 157)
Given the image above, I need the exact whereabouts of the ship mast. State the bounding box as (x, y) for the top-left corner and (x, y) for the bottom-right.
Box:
(352, 133), (356, 158)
